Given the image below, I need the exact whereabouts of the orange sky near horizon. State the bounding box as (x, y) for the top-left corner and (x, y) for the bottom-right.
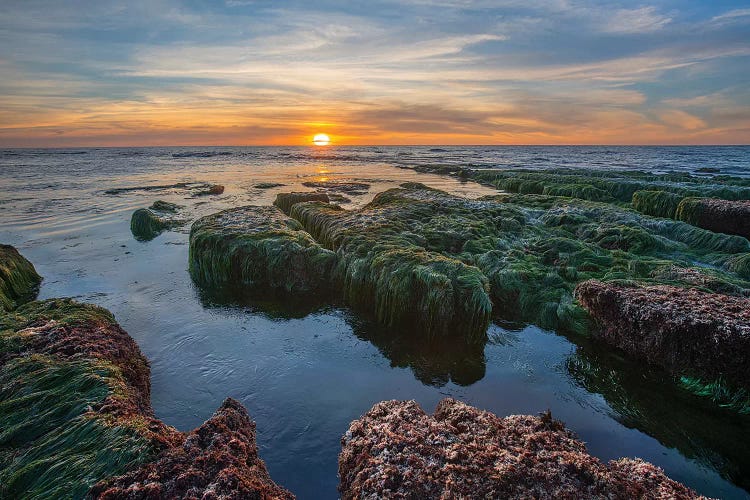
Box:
(1, 1), (748, 147)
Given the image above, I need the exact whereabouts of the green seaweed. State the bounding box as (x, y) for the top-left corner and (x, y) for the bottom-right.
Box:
(192, 181), (750, 343)
(130, 202), (186, 242)
(189, 205), (336, 295)
(674, 197), (704, 226)
(0, 356), (153, 499)
(0, 244), (42, 312)
(631, 190), (684, 219)
(273, 192), (330, 215)
(679, 376), (750, 415)
(0, 299), (157, 499)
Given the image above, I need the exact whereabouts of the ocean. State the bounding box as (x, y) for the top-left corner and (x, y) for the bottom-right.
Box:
(1, 145), (749, 499)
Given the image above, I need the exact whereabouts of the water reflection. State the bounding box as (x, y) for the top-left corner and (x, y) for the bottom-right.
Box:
(567, 336), (750, 491)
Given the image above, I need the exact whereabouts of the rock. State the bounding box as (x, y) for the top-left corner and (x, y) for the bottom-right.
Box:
(194, 184), (225, 196)
(339, 398), (704, 499)
(189, 205), (336, 295)
(149, 200), (182, 213)
(675, 198), (750, 239)
(91, 398), (293, 499)
(301, 180), (370, 194)
(255, 182), (287, 189)
(0, 244), (41, 311)
(105, 182), (224, 196)
(130, 205), (185, 242)
(575, 280), (750, 407)
(196, 183), (750, 343)
(0, 297), (291, 498)
(273, 192), (330, 214)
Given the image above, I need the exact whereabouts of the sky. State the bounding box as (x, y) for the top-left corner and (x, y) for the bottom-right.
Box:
(1, 0), (749, 146)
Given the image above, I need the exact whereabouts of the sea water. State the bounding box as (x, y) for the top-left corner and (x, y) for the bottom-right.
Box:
(1, 146), (749, 499)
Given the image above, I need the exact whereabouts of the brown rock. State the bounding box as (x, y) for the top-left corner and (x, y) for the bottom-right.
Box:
(339, 398), (704, 499)
(91, 398), (293, 499)
(575, 280), (750, 390)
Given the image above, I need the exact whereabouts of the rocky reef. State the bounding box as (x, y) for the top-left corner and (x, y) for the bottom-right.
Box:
(576, 280), (750, 412)
(105, 182), (224, 197)
(189, 205), (336, 295)
(0, 246), (291, 498)
(191, 182), (750, 343)
(130, 200), (186, 241)
(0, 244), (41, 311)
(339, 398), (703, 499)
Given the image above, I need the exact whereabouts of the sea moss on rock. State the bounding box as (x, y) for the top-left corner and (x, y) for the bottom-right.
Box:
(0, 244), (41, 311)
(289, 187), (494, 342)
(189, 205), (336, 295)
(575, 280), (750, 411)
(0, 298), (175, 498)
(273, 191), (330, 214)
(632, 190), (684, 219)
(195, 183), (750, 342)
(675, 198), (750, 240)
(339, 398), (702, 499)
(130, 200), (187, 241)
(0, 298), (292, 498)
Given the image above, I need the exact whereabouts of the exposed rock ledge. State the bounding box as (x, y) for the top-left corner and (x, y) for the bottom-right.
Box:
(575, 280), (750, 392)
(339, 398), (705, 499)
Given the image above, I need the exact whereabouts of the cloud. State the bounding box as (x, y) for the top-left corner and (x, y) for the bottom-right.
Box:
(599, 6), (672, 34)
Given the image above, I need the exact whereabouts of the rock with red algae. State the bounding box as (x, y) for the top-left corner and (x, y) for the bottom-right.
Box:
(339, 398), (705, 499)
(91, 398), (293, 500)
(675, 198), (750, 239)
(575, 280), (750, 390)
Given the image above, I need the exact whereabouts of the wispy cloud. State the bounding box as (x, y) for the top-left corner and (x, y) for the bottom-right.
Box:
(0, 0), (748, 145)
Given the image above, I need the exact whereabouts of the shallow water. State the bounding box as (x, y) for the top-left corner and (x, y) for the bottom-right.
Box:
(1, 146), (750, 499)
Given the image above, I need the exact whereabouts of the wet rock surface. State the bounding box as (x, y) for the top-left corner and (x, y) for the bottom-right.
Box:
(575, 280), (750, 399)
(105, 182), (225, 197)
(339, 398), (704, 499)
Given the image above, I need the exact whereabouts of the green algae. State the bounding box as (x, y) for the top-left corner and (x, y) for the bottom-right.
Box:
(469, 168), (750, 203)
(193, 182), (750, 342)
(0, 244), (42, 312)
(631, 190), (684, 219)
(679, 376), (750, 415)
(0, 299), (156, 499)
(273, 192), (330, 215)
(0, 356), (153, 499)
(130, 201), (186, 241)
(189, 205), (337, 295)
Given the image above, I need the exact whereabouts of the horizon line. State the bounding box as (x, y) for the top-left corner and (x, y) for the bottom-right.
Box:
(2, 143), (749, 149)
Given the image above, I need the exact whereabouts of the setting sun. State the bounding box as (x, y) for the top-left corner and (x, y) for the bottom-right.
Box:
(312, 133), (331, 146)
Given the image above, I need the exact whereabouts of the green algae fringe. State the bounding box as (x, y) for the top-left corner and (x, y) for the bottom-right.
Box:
(0, 244), (42, 312)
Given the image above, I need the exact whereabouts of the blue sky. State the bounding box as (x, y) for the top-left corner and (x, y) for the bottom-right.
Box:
(1, 0), (749, 145)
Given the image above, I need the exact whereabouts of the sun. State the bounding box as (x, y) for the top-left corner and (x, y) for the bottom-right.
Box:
(312, 133), (331, 146)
